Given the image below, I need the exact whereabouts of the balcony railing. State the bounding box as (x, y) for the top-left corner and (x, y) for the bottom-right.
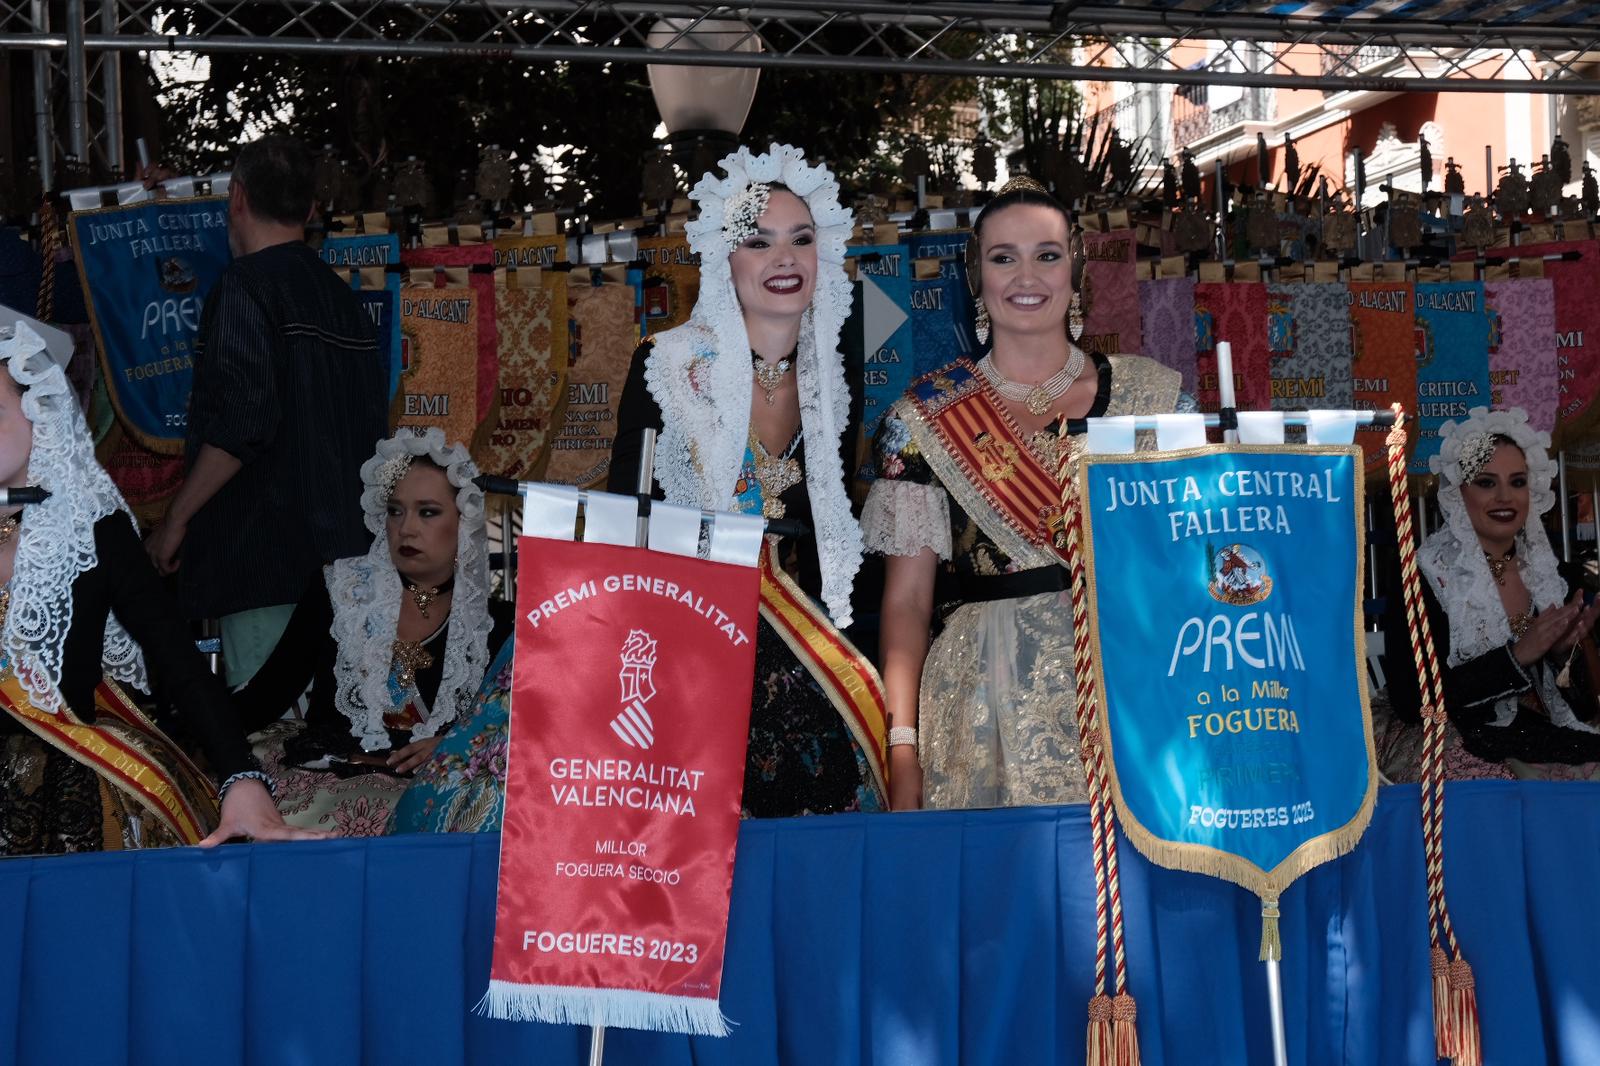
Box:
(1171, 87), (1275, 148)
(1320, 44), (1403, 77)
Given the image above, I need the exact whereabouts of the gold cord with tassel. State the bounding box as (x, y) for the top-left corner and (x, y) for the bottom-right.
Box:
(1258, 897), (1282, 963)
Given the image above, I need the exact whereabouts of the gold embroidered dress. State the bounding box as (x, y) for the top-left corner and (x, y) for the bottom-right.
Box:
(864, 353), (1187, 809)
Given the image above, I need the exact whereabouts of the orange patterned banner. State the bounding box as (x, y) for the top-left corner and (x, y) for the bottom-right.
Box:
(1347, 282), (1417, 476)
(478, 271), (569, 480)
(394, 285), (483, 450)
(544, 281), (639, 489)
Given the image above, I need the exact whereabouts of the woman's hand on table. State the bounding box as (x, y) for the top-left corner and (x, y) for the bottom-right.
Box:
(199, 779), (335, 846)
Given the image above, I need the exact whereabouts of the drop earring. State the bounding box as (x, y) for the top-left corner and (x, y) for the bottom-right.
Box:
(974, 297), (991, 346)
(1067, 291), (1085, 343)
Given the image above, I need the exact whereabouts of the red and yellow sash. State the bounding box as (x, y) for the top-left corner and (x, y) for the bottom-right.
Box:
(757, 540), (889, 800)
(912, 361), (1070, 562)
(0, 672), (219, 845)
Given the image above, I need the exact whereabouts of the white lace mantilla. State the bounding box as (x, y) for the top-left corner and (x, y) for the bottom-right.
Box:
(645, 143), (864, 626)
(328, 428), (492, 751)
(0, 320), (147, 713)
(1420, 406), (1592, 733)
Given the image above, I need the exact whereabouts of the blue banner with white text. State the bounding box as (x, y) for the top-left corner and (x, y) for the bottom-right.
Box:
(1080, 446), (1375, 898)
(320, 233), (402, 402)
(69, 197), (232, 454)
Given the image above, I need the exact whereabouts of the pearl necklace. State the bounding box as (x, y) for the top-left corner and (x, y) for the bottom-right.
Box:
(976, 347), (1087, 416)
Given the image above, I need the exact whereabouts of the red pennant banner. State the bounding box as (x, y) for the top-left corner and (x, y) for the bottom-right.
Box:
(483, 537), (759, 1035)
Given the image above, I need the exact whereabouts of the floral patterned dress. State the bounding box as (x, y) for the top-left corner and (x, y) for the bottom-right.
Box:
(389, 638), (514, 834)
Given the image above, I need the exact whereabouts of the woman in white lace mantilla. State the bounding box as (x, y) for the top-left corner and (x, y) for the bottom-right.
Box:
(865, 179), (1192, 811)
(234, 429), (513, 834)
(0, 314), (319, 854)
(1379, 406), (1600, 781)
(608, 144), (887, 817)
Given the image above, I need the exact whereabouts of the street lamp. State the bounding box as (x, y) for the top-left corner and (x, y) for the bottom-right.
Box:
(646, 18), (762, 183)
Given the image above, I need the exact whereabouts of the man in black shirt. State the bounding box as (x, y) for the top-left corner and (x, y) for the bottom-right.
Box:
(147, 135), (387, 686)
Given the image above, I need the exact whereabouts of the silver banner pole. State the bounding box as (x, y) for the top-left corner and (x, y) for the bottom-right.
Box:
(587, 425), (656, 1066)
(1265, 953), (1290, 1066)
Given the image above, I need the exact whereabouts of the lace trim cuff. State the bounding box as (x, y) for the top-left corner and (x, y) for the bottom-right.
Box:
(862, 479), (952, 560)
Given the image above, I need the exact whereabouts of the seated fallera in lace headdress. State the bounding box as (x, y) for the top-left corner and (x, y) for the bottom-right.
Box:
(1421, 405), (1593, 734)
(325, 428), (493, 751)
(0, 317), (148, 711)
(643, 143), (862, 626)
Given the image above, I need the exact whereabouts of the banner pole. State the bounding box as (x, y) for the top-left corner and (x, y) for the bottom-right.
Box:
(583, 426), (657, 1066)
(635, 428), (657, 549)
(500, 500), (517, 605)
(1264, 956), (1290, 1066)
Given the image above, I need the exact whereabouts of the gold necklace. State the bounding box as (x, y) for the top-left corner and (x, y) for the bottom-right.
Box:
(0, 515), (19, 548)
(752, 350), (795, 405)
(1484, 549), (1516, 585)
(748, 426), (802, 520)
(391, 639), (435, 691)
(402, 577), (451, 619)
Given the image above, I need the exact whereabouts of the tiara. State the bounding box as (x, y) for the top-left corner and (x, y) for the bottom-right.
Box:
(997, 176), (1051, 197)
(373, 452), (413, 502)
(723, 181), (772, 247)
(1455, 430), (1500, 483)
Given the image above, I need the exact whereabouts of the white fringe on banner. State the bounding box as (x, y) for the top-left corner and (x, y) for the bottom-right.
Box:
(476, 981), (733, 1036)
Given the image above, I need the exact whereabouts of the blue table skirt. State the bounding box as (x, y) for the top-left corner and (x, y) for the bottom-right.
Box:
(2, 782), (1596, 1065)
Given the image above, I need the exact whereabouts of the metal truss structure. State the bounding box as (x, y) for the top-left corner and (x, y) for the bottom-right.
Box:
(5, 0), (1600, 185)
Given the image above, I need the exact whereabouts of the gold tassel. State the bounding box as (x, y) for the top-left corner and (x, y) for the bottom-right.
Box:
(1430, 946), (1454, 1059)
(1258, 898), (1282, 962)
(1448, 956), (1483, 1066)
(1087, 993), (1115, 1066)
(1112, 991), (1141, 1066)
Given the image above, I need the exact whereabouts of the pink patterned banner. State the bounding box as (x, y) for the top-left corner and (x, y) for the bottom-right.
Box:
(1484, 278), (1559, 435)
(1079, 229), (1142, 358)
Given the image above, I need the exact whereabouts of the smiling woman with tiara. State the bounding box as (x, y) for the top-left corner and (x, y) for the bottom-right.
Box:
(864, 177), (1194, 811)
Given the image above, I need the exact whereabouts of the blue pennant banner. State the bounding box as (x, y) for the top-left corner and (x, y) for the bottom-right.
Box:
(69, 197), (232, 453)
(1079, 445), (1375, 899)
(320, 233), (403, 402)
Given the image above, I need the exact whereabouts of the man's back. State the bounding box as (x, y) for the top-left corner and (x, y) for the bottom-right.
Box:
(182, 240), (386, 618)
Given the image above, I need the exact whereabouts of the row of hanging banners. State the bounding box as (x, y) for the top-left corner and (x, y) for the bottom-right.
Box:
(65, 195), (1600, 526)
(61, 192), (1486, 1062)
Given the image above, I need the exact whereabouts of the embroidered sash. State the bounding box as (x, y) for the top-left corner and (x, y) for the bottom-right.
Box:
(757, 540), (889, 800)
(0, 673), (219, 844)
(908, 360), (1071, 562)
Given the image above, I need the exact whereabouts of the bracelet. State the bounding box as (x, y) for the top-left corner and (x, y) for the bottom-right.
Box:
(218, 770), (276, 802)
(888, 726), (918, 748)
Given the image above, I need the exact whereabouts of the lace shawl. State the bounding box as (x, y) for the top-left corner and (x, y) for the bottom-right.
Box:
(325, 428), (493, 751)
(1419, 406), (1592, 733)
(0, 320), (147, 713)
(644, 143), (864, 627)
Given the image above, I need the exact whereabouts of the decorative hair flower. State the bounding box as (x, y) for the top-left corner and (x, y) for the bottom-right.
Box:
(722, 182), (772, 247)
(1454, 431), (1501, 483)
(373, 453), (413, 504)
